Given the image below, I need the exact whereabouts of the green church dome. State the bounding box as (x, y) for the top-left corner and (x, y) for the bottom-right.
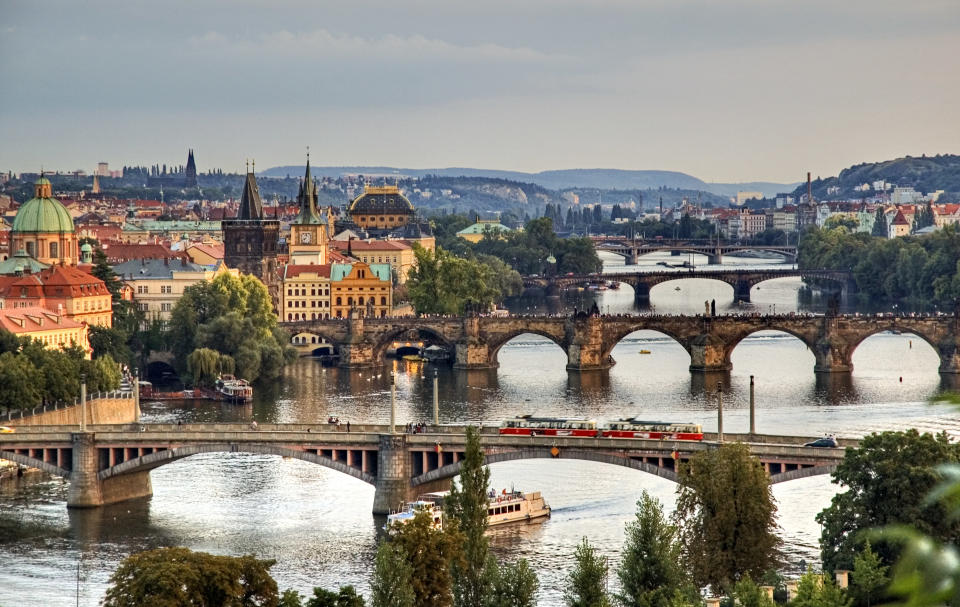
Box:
(11, 177), (75, 234)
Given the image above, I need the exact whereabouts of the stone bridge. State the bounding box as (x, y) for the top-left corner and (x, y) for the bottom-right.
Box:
(523, 268), (853, 304)
(281, 313), (960, 375)
(591, 237), (797, 265)
(0, 424), (850, 513)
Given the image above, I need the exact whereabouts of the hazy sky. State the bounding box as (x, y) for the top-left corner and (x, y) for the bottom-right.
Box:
(2, 0), (957, 183)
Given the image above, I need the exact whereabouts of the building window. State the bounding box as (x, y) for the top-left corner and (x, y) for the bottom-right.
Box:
(381, 296), (387, 305)
(161, 303), (172, 312)
(49, 242), (58, 258)
(26, 242), (36, 257)
(137, 303), (149, 312)
(336, 297), (342, 305)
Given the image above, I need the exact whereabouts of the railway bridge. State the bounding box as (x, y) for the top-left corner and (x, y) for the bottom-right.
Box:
(281, 313), (960, 376)
(522, 268), (854, 305)
(0, 424), (850, 513)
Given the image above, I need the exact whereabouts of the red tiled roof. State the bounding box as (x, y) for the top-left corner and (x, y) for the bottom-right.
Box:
(187, 243), (225, 260)
(0, 306), (83, 334)
(99, 242), (173, 262)
(283, 264), (332, 279)
(330, 240), (411, 251)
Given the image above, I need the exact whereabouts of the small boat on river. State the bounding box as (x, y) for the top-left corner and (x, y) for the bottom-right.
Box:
(216, 375), (253, 403)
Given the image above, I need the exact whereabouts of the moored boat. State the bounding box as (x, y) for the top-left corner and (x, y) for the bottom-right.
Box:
(216, 375), (253, 403)
(385, 498), (444, 531)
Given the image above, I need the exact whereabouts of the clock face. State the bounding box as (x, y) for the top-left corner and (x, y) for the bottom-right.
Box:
(300, 231), (311, 244)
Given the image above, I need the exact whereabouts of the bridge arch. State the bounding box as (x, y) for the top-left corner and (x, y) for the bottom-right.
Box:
(411, 448), (679, 486)
(372, 327), (456, 362)
(0, 450), (70, 479)
(486, 329), (567, 367)
(723, 327), (818, 369)
(98, 444), (376, 485)
(602, 326), (692, 363)
(846, 325), (944, 375)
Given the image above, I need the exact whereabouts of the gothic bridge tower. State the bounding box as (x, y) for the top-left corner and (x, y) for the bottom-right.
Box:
(222, 163), (280, 293)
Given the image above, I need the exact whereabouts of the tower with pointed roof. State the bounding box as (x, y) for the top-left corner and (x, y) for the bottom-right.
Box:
(289, 152), (330, 265)
(221, 163), (280, 290)
(185, 149), (198, 188)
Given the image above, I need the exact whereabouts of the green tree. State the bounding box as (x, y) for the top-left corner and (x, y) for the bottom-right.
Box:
(188, 347), (235, 387)
(280, 589), (305, 607)
(850, 540), (888, 607)
(871, 209), (888, 237)
(445, 426), (491, 607)
(371, 542), (415, 607)
(673, 442), (781, 592)
(488, 559), (539, 607)
(406, 246), (501, 315)
(616, 491), (694, 607)
(89, 325), (134, 367)
(0, 351), (42, 412)
(90, 248), (124, 301)
(391, 509), (464, 607)
(564, 537), (611, 607)
(732, 575), (775, 607)
(789, 570), (851, 607)
(168, 273), (295, 383)
(817, 430), (960, 572)
(101, 546), (279, 607)
(305, 586), (366, 607)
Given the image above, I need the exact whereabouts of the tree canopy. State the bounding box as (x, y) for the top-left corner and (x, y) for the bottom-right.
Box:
(817, 429), (960, 572)
(674, 442), (781, 592)
(405, 246), (504, 315)
(168, 272), (296, 383)
(101, 546), (280, 607)
(389, 509), (464, 607)
(444, 426), (492, 607)
(564, 537), (611, 607)
(616, 491), (695, 607)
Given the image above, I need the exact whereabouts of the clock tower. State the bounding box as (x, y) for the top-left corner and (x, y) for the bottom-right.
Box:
(288, 152), (331, 265)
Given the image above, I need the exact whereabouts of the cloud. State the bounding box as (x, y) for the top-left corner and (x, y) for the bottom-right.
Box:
(189, 28), (564, 66)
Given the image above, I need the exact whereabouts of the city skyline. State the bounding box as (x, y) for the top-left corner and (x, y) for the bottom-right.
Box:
(1, 0), (957, 183)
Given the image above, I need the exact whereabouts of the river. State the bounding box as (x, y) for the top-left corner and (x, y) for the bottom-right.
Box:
(2, 251), (959, 606)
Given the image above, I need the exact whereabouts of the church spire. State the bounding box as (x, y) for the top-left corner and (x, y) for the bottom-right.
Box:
(237, 163), (264, 220)
(295, 148), (322, 224)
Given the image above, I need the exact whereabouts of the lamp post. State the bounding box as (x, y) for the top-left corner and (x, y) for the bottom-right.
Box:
(433, 369), (439, 426)
(716, 381), (723, 444)
(80, 374), (87, 432)
(749, 375), (756, 435)
(390, 371), (397, 434)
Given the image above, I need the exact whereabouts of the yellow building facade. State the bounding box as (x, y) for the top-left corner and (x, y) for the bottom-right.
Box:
(280, 264), (332, 322)
(113, 258), (238, 321)
(330, 262), (392, 318)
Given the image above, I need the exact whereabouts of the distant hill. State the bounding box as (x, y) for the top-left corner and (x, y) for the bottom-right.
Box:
(795, 154), (960, 200)
(260, 165), (797, 198)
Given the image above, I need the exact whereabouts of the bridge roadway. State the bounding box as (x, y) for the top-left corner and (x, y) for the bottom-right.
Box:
(0, 423), (850, 512)
(281, 313), (960, 376)
(521, 267), (853, 304)
(591, 237), (797, 265)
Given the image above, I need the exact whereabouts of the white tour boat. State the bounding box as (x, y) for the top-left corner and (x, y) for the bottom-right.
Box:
(215, 375), (253, 403)
(385, 488), (550, 532)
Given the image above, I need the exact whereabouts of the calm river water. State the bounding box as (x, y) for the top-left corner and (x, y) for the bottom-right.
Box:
(3, 252), (960, 606)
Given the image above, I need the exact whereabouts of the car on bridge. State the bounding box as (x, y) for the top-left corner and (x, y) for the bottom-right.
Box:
(803, 436), (838, 448)
(0, 426), (14, 434)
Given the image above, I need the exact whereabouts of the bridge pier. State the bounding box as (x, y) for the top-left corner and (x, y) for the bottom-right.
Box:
(813, 336), (853, 373)
(628, 250), (639, 265)
(688, 333), (731, 372)
(567, 317), (615, 371)
(633, 282), (651, 306)
(454, 341), (497, 369)
(734, 280), (752, 303)
(372, 434), (413, 514)
(67, 432), (153, 508)
(708, 253), (723, 265)
(339, 342), (377, 368)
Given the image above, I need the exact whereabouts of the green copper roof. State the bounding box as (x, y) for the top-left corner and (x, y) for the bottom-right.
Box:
(11, 193), (74, 234)
(0, 248), (50, 275)
(331, 263), (391, 282)
(457, 221), (510, 235)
